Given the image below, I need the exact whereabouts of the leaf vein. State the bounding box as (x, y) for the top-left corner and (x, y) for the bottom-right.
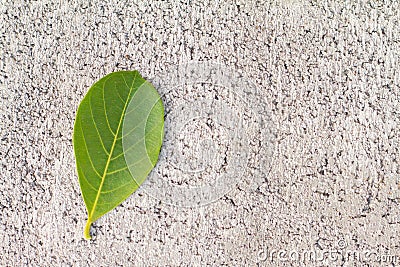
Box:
(101, 181), (132, 194)
(78, 165), (99, 192)
(89, 91), (110, 156)
(88, 71), (138, 221)
(102, 80), (117, 137)
(125, 93), (147, 116)
(113, 123), (161, 161)
(107, 156), (147, 175)
(79, 119), (103, 179)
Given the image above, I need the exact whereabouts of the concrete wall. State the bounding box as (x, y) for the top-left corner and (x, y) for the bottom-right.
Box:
(1, 1), (399, 266)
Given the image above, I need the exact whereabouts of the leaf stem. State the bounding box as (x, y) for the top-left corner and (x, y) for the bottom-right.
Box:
(84, 219), (92, 240)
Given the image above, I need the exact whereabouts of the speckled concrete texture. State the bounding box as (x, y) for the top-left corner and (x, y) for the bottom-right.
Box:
(1, 1), (400, 266)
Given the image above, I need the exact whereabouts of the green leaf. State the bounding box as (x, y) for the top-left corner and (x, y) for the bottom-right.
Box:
(73, 70), (164, 239)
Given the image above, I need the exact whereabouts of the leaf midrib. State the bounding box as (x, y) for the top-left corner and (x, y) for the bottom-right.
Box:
(88, 74), (137, 222)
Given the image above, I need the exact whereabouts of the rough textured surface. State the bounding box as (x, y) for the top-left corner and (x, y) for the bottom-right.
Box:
(1, 0), (400, 266)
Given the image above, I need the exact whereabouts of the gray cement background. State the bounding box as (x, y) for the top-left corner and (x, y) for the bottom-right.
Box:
(1, 0), (400, 266)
